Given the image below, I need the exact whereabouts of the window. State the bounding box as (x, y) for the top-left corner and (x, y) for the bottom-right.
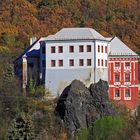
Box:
(69, 46), (74, 53)
(42, 47), (45, 54)
(79, 59), (84, 66)
(58, 46), (63, 53)
(125, 73), (130, 82)
(98, 59), (100, 66)
(101, 59), (103, 66)
(51, 60), (55, 67)
(58, 60), (63, 67)
(101, 46), (103, 53)
(79, 45), (84, 52)
(115, 89), (120, 97)
(115, 74), (119, 82)
(51, 46), (55, 53)
(87, 59), (91, 66)
(125, 89), (130, 97)
(105, 46), (107, 53)
(69, 59), (74, 66)
(115, 62), (120, 67)
(98, 45), (100, 52)
(42, 60), (46, 67)
(28, 63), (34, 68)
(87, 45), (91, 52)
(105, 60), (107, 67)
(125, 62), (130, 67)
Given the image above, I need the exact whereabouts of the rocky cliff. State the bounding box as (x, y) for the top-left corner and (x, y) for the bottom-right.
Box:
(55, 79), (116, 138)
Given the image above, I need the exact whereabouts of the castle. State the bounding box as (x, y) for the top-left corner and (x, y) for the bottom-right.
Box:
(14, 28), (139, 109)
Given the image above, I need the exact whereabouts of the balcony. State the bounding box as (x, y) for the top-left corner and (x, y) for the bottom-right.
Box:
(114, 82), (121, 85)
(124, 97), (131, 100)
(124, 82), (131, 86)
(114, 97), (121, 100)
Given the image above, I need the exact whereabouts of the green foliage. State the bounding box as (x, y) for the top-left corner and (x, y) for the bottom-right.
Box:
(7, 112), (35, 140)
(76, 128), (88, 140)
(76, 116), (123, 140)
(91, 116), (123, 140)
(27, 78), (36, 94)
(1, 33), (16, 48)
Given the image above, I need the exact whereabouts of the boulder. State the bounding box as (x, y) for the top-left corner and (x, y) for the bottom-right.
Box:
(55, 79), (116, 138)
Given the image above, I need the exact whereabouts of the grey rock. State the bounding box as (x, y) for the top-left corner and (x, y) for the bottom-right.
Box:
(55, 79), (116, 138)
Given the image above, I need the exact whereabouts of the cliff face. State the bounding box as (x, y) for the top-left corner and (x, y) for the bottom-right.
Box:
(55, 79), (116, 138)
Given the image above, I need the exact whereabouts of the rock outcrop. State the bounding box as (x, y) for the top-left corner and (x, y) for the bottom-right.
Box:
(55, 79), (116, 138)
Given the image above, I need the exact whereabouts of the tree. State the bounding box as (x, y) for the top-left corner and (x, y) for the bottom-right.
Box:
(8, 112), (35, 140)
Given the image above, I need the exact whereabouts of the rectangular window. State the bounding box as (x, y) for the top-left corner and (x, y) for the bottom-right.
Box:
(58, 60), (63, 67)
(79, 45), (84, 52)
(115, 74), (119, 82)
(105, 60), (107, 67)
(101, 46), (103, 53)
(98, 59), (100, 66)
(87, 59), (91, 66)
(98, 45), (100, 52)
(125, 73), (130, 82)
(115, 89), (120, 97)
(115, 62), (120, 67)
(42, 47), (45, 54)
(79, 59), (84, 66)
(58, 46), (63, 53)
(69, 46), (74, 53)
(51, 60), (55, 67)
(125, 89), (130, 97)
(87, 45), (91, 52)
(101, 59), (103, 66)
(69, 59), (74, 66)
(51, 46), (55, 53)
(125, 62), (130, 67)
(105, 46), (107, 53)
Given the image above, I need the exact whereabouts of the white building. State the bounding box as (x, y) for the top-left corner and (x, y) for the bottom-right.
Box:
(39, 28), (110, 95)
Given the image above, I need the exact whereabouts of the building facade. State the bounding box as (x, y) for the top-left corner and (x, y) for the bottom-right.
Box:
(108, 37), (139, 109)
(14, 28), (139, 109)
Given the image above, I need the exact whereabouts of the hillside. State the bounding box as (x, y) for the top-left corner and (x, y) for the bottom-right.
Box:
(0, 0), (140, 54)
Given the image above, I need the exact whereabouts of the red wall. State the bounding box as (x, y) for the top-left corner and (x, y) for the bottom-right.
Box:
(108, 57), (139, 109)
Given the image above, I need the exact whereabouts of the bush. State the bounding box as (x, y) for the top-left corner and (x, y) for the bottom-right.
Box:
(75, 116), (123, 140)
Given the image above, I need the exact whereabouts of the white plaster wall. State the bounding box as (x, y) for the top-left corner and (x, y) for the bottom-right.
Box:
(45, 41), (95, 69)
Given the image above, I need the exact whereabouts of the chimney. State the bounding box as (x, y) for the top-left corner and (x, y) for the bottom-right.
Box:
(30, 37), (37, 45)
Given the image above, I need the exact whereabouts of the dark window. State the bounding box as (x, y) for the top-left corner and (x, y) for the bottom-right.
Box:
(98, 45), (100, 52)
(58, 46), (63, 53)
(115, 62), (120, 67)
(115, 89), (120, 97)
(87, 59), (91, 66)
(98, 59), (100, 66)
(51, 60), (55, 67)
(42, 47), (45, 54)
(69, 59), (74, 66)
(105, 46), (107, 53)
(69, 46), (74, 53)
(115, 74), (119, 82)
(58, 60), (63, 67)
(125, 62), (130, 67)
(101, 46), (103, 53)
(101, 59), (103, 66)
(125, 73), (130, 82)
(28, 63), (34, 68)
(79, 45), (84, 52)
(79, 59), (84, 66)
(51, 46), (55, 53)
(105, 60), (107, 66)
(125, 89), (130, 97)
(42, 60), (46, 67)
(87, 45), (91, 52)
